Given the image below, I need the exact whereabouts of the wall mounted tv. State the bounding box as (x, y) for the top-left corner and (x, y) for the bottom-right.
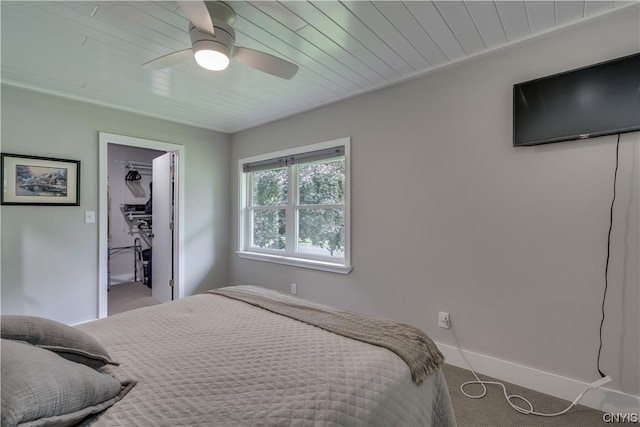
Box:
(513, 53), (640, 147)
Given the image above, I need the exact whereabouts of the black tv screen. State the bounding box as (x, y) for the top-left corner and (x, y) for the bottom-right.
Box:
(513, 53), (640, 146)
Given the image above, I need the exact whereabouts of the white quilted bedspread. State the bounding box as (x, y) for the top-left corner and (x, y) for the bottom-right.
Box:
(78, 292), (456, 426)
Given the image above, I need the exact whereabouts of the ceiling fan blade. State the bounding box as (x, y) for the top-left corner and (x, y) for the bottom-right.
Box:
(177, 1), (215, 34)
(143, 49), (194, 69)
(233, 47), (299, 80)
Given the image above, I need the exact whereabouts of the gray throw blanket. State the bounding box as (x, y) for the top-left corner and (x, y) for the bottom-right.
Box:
(208, 286), (444, 385)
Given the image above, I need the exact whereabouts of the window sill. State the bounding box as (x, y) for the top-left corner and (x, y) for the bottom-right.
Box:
(236, 251), (352, 274)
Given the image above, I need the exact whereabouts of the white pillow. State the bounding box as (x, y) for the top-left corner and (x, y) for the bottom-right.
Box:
(0, 339), (134, 427)
(1, 315), (118, 369)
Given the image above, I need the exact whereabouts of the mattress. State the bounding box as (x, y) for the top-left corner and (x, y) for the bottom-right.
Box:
(78, 287), (456, 426)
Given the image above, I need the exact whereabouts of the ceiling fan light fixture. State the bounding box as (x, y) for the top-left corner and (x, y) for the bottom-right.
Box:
(193, 41), (230, 71)
(143, 6), (297, 79)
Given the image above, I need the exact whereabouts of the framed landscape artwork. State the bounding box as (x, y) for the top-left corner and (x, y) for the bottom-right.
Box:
(1, 153), (80, 206)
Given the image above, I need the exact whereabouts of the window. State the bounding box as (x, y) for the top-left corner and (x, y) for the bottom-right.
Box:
(238, 138), (351, 274)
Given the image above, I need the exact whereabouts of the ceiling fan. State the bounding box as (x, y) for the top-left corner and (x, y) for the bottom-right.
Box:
(143, 1), (299, 80)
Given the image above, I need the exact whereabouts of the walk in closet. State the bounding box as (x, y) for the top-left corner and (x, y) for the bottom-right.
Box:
(107, 145), (163, 314)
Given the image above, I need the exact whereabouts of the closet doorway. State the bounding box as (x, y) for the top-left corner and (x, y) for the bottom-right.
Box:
(98, 133), (185, 319)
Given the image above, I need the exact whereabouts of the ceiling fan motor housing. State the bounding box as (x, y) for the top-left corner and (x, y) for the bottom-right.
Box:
(189, 21), (235, 59)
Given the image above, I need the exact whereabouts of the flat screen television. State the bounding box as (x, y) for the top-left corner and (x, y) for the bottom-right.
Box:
(513, 53), (640, 146)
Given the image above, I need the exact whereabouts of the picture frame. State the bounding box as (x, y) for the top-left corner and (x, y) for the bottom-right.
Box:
(1, 153), (80, 206)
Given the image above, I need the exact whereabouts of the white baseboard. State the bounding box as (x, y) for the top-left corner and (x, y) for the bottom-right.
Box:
(436, 341), (640, 414)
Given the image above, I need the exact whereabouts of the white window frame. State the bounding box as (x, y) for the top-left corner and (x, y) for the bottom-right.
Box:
(237, 137), (351, 274)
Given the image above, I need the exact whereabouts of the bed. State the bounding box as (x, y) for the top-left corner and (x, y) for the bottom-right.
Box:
(1, 286), (456, 426)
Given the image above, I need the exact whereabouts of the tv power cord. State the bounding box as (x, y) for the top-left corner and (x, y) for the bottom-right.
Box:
(446, 317), (612, 417)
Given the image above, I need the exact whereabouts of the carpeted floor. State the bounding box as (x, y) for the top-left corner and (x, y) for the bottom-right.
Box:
(108, 281), (160, 316)
(442, 363), (607, 426)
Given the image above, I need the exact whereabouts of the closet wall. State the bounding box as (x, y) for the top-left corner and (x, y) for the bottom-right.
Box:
(108, 144), (164, 285)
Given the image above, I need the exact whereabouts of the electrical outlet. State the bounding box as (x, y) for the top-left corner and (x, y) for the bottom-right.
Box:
(438, 312), (450, 328)
(290, 283), (297, 295)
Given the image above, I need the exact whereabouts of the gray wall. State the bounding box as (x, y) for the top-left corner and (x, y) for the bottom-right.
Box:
(230, 10), (639, 396)
(1, 85), (231, 324)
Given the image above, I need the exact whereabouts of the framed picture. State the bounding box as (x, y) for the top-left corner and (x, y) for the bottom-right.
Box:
(1, 153), (80, 206)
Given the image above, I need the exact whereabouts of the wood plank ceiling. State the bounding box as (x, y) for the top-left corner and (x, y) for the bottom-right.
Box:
(1, 1), (635, 133)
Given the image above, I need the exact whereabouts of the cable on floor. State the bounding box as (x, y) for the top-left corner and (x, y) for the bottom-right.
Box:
(448, 318), (611, 417)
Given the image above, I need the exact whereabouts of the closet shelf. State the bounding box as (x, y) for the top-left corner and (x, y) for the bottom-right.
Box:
(126, 212), (152, 221)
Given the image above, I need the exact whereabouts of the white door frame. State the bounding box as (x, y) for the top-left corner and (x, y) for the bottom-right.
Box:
(98, 132), (185, 318)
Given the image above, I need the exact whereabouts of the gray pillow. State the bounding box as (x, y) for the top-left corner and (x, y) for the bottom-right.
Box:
(1, 315), (118, 369)
(1, 339), (135, 427)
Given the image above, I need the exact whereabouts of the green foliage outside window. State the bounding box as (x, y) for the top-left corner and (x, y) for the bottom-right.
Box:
(252, 168), (287, 206)
(250, 158), (345, 258)
(298, 161), (344, 205)
(252, 209), (286, 250)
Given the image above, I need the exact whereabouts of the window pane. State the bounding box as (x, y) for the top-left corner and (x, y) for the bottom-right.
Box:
(252, 209), (286, 250)
(298, 209), (344, 258)
(298, 159), (344, 205)
(252, 168), (287, 206)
